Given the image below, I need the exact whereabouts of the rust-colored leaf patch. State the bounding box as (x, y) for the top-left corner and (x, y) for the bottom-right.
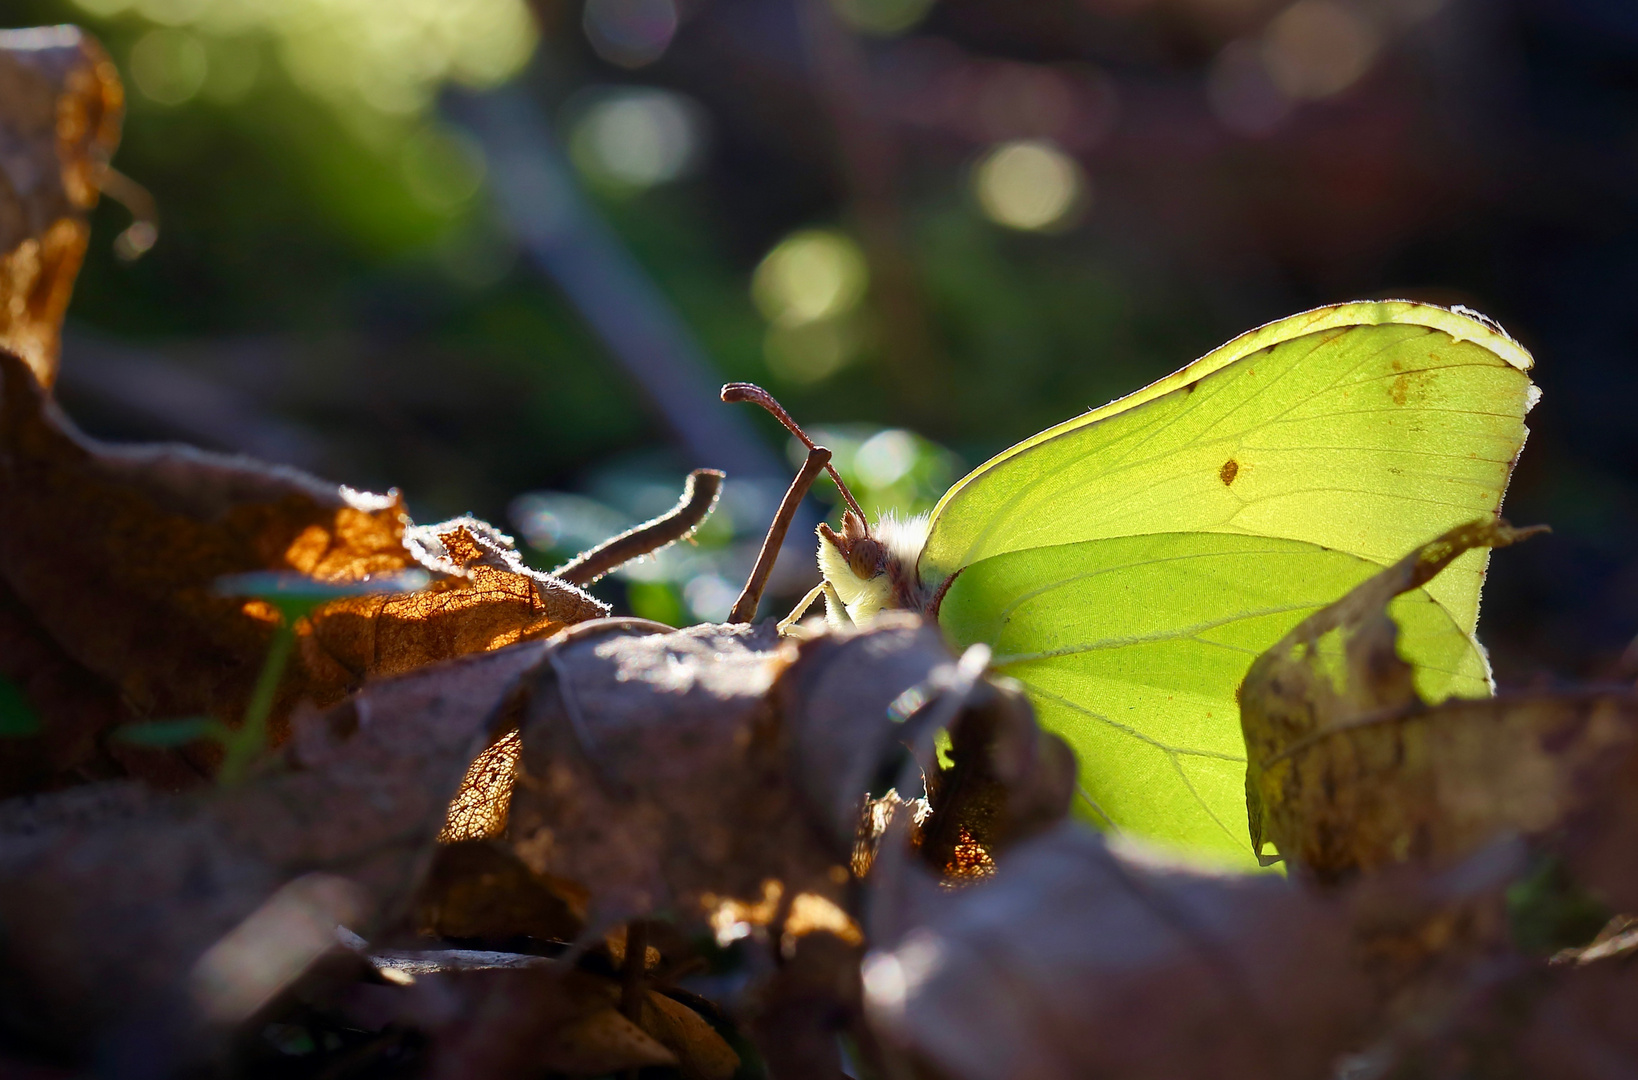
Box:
(0, 27), (121, 388)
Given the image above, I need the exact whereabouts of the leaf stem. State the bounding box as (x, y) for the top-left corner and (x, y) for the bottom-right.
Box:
(218, 624), (295, 785)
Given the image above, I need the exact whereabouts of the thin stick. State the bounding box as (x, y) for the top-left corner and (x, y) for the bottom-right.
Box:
(99, 167), (159, 261)
(729, 445), (831, 623)
(555, 469), (723, 587)
(721, 383), (869, 524)
(620, 920), (649, 1023)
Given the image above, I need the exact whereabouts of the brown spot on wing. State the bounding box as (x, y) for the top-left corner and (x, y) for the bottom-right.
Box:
(1220, 459), (1240, 486)
(1390, 368), (1436, 407)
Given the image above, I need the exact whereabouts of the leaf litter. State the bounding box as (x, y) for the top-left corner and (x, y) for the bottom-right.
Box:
(2, 24), (1638, 1080)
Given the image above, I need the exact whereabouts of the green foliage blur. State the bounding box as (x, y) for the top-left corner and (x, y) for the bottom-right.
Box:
(9, 0), (1638, 661)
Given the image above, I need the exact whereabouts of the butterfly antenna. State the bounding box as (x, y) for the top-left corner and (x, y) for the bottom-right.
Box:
(721, 383), (870, 524)
(728, 445), (831, 623)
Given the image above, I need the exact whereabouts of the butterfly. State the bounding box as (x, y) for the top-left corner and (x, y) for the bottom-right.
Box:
(728, 301), (1537, 866)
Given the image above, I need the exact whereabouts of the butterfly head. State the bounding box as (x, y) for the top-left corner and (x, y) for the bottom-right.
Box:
(816, 509), (931, 625)
(819, 510), (886, 579)
(718, 381), (932, 625)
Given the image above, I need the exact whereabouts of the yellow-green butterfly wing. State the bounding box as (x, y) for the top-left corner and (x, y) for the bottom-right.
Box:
(924, 301), (1536, 865)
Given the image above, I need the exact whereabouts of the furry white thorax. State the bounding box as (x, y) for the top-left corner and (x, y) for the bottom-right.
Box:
(818, 511), (931, 626)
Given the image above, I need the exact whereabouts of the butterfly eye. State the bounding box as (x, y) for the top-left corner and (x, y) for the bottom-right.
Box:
(848, 537), (885, 579)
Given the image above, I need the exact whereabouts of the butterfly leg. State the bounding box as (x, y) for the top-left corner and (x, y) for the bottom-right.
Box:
(777, 583), (827, 635)
(777, 580), (855, 636)
(820, 580), (856, 630)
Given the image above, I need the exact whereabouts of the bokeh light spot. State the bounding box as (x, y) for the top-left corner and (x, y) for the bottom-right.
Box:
(830, 0), (937, 37)
(136, 0), (214, 27)
(569, 88), (705, 192)
(1262, 0), (1380, 101)
(626, 580), (685, 626)
(1207, 37), (1293, 136)
(72, 0), (137, 15)
(684, 573), (738, 623)
(583, 0), (679, 69)
(972, 139), (1086, 232)
(764, 319), (861, 384)
(855, 429), (917, 488)
(400, 126), (488, 211)
(130, 28), (209, 106)
(200, 35), (260, 103)
(752, 229), (869, 327)
(93, 0), (538, 124)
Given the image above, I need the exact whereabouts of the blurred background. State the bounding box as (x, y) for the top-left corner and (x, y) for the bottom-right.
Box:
(5, 0), (1636, 682)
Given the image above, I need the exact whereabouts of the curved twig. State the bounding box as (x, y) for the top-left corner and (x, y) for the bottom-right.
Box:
(554, 469), (724, 587)
(99, 167), (159, 261)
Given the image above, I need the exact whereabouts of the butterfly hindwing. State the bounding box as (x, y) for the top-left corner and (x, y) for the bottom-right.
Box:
(939, 532), (1487, 861)
(925, 302), (1536, 864)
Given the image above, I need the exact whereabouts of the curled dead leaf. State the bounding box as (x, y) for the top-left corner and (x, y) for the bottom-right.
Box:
(506, 616), (1071, 940)
(1241, 519), (1638, 880)
(364, 966), (677, 1079)
(641, 989), (741, 1080)
(301, 516), (607, 689)
(0, 349), (606, 789)
(416, 838), (583, 945)
(0, 27), (121, 388)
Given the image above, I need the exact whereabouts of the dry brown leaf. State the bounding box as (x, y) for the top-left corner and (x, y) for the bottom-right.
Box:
(0, 27), (121, 388)
(1241, 519), (1638, 880)
(304, 517), (607, 687)
(0, 349), (605, 789)
(507, 616), (1068, 937)
(416, 839), (582, 945)
(861, 822), (1373, 1080)
(495, 615), (1074, 1076)
(1383, 946), (1638, 1079)
(774, 615), (1074, 872)
(507, 620), (849, 932)
(358, 966), (678, 1079)
(547, 1005), (680, 1073)
(439, 727), (521, 843)
(0, 574), (201, 792)
(0, 638), (542, 1065)
(1561, 738), (1638, 914)
(641, 989), (741, 1080)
